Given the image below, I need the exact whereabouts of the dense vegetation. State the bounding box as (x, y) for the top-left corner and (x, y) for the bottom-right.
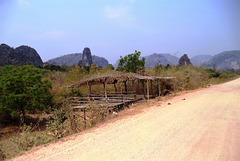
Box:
(0, 66), (52, 122)
(0, 51), (239, 160)
(117, 50), (145, 74)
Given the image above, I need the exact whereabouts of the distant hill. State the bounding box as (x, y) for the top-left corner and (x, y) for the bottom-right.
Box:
(92, 55), (109, 67)
(191, 55), (213, 66)
(160, 53), (179, 65)
(47, 53), (109, 67)
(145, 53), (170, 67)
(205, 50), (240, 70)
(0, 43), (43, 67)
(47, 53), (81, 66)
(145, 53), (179, 67)
(48, 50), (240, 70)
(113, 59), (120, 69)
(114, 53), (179, 68)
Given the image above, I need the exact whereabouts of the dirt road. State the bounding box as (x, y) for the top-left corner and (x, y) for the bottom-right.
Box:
(12, 78), (240, 161)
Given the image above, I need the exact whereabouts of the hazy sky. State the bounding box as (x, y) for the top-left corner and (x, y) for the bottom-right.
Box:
(0, 0), (239, 64)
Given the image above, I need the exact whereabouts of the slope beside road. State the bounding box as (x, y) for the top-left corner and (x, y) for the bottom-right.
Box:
(11, 78), (240, 161)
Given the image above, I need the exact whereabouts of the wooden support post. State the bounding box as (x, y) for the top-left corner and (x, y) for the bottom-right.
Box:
(114, 81), (117, 94)
(88, 83), (91, 97)
(150, 80), (153, 96)
(147, 79), (150, 104)
(84, 108), (86, 128)
(143, 80), (146, 98)
(121, 83), (123, 103)
(104, 81), (108, 103)
(71, 88), (74, 97)
(132, 80), (135, 93)
(174, 78), (176, 95)
(137, 80), (140, 94)
(158, 80), (161, 97)
(124, 81), (127, 94)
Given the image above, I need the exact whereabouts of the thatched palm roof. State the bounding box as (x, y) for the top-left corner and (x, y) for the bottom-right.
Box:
(63, 73), (175, 88)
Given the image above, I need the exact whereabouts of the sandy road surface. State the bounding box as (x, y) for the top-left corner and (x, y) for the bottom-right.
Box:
(11, 78), (240, 161)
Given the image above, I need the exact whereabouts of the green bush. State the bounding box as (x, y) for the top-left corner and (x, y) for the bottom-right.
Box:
(9, 125), (50, 151)
(0, 65), (52, 122)
(117, 50), (145, 74)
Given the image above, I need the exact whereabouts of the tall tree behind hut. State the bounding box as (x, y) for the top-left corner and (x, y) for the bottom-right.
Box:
(117, 50), (145, 74)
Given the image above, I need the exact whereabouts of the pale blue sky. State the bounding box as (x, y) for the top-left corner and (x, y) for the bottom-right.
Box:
(0, 0), (239, 64)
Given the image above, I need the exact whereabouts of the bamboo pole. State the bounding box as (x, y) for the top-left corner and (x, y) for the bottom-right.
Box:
(71, 88), (74, 97)
(150, 80), (153, 96)
(124, 81), (127, 94)
(83, 108), (86, 128)
(158, 79), (161, 97)
(88, 84), (91, 97)
(147, 79), (150, 104)
(104, 81), (108, 103)
(137, 80), (140, 94)
(143, 80), (146, 98)
(121, 82), (123, 103)
(114, 82), (117, 94)
(132, 80), (135, 93)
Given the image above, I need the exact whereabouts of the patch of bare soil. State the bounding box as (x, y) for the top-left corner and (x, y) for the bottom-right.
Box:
(0, 114), (48, 141)
(11, 78), (240, 161)
(0, 126), (20, 140)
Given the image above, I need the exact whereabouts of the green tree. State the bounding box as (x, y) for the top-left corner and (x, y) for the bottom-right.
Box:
(66, 65), (87, 83)
(42, 64), (68, 72)
(154, 62), (163, 75)
(96, 65), (104, 73)
(0, 65), (52, 121)
(105, 64), (114, 71)
(89, 63), (97, 75)
(117, 50), (145, 73)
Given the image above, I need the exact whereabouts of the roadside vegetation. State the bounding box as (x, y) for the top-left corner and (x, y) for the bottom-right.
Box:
(0, 51), (239, 160)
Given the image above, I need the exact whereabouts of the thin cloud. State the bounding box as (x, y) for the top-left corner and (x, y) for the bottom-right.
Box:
(104, 5), (129, 19)
(129, 0), (136, 3)
(104, 4), (137, 28)
(104, 4), (157, 34)
(16, 0), (30, 7)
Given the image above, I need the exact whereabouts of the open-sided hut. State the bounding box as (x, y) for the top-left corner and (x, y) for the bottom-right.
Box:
(64, 73), (175, 103)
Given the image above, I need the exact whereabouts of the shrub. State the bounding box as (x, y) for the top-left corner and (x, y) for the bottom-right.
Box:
(0, 65), (52, 122)
(0, 146), (6, 161)
(117, 50), (145, 74)
(9, 125), (50, 151)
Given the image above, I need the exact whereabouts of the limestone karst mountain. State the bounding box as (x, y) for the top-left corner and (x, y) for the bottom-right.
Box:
(191, 55), (213, 66)
(78, 47), (93, 67)
(47, 48), (108, 67)
(204, 50), (240, 70)
(178, 54), (192, 66)
(0, 44), (43, 67)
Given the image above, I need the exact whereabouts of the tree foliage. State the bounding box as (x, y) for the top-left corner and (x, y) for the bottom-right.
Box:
(42, 64), (69, 72)
(117, 50), (145, 73)
(106, 64), (114, 71)
(89, 63), (97, 75)
(0, 65), (52, 118)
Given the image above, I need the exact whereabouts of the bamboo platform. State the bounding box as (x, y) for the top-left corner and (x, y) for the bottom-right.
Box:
(70, 94), (151, 112)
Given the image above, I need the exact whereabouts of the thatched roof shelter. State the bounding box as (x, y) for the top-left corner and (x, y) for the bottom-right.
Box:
(64, 73), (175, 88)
